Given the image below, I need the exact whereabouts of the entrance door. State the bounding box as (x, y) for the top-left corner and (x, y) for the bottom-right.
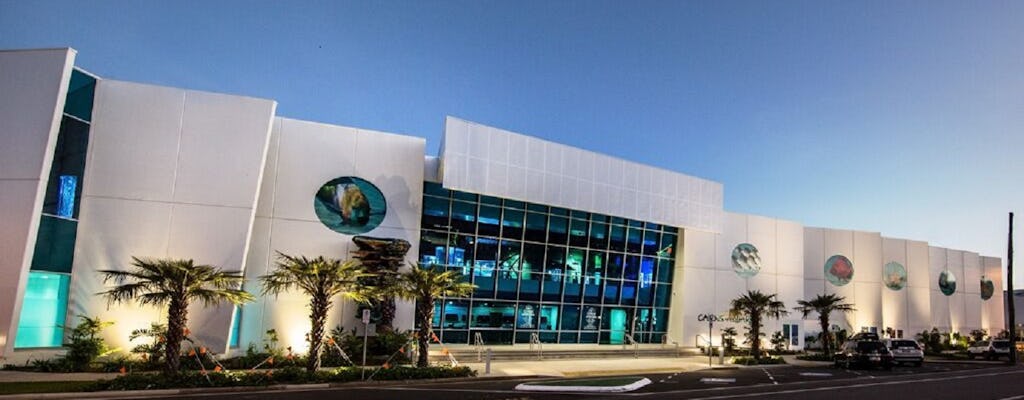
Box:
(609, 309), (626, 344)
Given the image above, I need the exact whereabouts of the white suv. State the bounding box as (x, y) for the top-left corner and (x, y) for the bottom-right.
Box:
(883, 339), (924, 366)
(967, 339), (1011, 360)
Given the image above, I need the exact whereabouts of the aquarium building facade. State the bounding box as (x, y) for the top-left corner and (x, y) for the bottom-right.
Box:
(0, 48), (1007, 361)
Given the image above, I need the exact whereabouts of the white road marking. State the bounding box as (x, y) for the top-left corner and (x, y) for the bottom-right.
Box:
(700, 378), (736, 384)
(761, 368), (778, 385)
(662, 368), (1024, 399)
(995, 395), (1024, 400)
(798, 372), (833, 377)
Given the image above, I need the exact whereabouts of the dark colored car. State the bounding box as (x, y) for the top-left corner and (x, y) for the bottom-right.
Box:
(834, 339), (894, 370)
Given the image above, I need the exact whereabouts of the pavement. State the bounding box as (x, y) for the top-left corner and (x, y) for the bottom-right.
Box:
(0, 354), (843, 383)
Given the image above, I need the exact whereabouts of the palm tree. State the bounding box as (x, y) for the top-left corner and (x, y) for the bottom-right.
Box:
(793, 293), (854, 355)
(386, 263), (475, 367)
(728, 290), (788, 361)
(260, 252), (370, 372)
(99, 257), (253, 374)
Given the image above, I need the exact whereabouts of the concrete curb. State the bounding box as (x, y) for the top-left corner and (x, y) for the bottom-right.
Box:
(515, 377), (652, 393)
(0, 374), (532, 400)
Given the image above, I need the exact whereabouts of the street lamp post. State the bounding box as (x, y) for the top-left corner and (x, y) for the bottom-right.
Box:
(698, 314), (723, 367)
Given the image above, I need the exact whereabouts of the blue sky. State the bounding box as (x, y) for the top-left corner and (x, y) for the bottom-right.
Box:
(2, 1), (1022, 285)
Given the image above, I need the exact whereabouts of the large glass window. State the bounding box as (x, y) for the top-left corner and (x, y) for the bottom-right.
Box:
(422, 184), (677, 344)
(14, 272), (70, 348)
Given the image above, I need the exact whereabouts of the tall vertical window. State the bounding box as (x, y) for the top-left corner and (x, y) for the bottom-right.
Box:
(16, 69), (96, 348)
(14, 272), (70, 348)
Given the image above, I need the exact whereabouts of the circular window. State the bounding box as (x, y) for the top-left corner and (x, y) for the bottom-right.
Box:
(731, 243), (762, 278)
(824, 255), (854, 287)
(938, 270), (957, 296)
(313, 176), (386, 235)
(883, 262), (907, 291)
(980, 277), (994, 300)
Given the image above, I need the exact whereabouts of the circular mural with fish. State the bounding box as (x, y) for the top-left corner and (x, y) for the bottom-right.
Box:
(980, 277), (994, 300)
(731, 243), (762, 278)
(883, 262), (907, 291)
(314, 176), (386, 235)
(824, 255), (854, 287)
(938, 270), (957, 296)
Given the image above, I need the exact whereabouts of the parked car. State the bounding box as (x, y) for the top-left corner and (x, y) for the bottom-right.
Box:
(834, 339), (894, 370)
(883, 339), (924, 366)
(967, 339), (1011, 360)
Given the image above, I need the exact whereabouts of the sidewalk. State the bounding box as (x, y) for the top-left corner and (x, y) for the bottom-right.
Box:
(0, 355), (718, 383)
(460, 355), (721, 377)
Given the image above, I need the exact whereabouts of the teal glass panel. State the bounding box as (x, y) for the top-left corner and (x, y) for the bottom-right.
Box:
(524, 212), (547, 242)
(42, 117), (88, 218)
(424, 182), (449, 197)
(501, 209), (524, 240)
(477, 205), (501, 237)
(64, 70), (96, 121)
(30, 215), (77, 273)
(15, 272), (70, 348)
(422, 196), (450, 230)
(229, 306), (241, 348)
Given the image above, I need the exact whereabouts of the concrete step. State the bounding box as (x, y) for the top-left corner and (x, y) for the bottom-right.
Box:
(428, 346), (702, 361)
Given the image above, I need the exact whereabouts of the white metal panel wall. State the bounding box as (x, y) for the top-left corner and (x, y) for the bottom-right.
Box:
(0, 48), (75, 357)
(240, 118), (425, 352)
(70, 80), (276, 354)
(928, 247), (951, 331)
(962, 252), (982, 331)
(946, 250), (967, 332)
(440, 117), (724, 233)
(906, 240), (932, 334)
(670, 212), (803, 349)
(881, 238), (909, 335)
(981, 256), (1005, 332)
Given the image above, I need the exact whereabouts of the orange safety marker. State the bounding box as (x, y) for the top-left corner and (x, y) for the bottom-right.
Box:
(119, 366), (127, 375)
(382, 362), (391, 369)
(213, 365), (222, 372)
(199, 347), (207, 355)
(188, 349), (196, 357)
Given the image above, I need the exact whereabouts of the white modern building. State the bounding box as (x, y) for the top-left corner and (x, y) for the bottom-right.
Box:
(0, 48), (1006, 363)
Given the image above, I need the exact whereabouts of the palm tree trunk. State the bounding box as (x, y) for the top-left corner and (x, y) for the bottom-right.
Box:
(751, 314), (761, 361)
(307, 292), (330, 372)
(165, 296), (188, 375)
(819, 315), (831, 354)
(416, 298), (434, 368)
(379, 297), (396, 332)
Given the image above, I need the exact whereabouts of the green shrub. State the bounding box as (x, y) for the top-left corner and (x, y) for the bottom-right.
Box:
(796, 352), (833, 362)
(90, 365), (476, 391)
(732, 356), (785, 365)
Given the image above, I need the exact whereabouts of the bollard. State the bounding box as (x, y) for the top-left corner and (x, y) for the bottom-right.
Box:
(719, 345), (725, 365)
(485, 348), (492, 375)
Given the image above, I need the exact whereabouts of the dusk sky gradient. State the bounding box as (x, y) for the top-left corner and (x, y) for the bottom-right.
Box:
(2, 1), (1022, 285)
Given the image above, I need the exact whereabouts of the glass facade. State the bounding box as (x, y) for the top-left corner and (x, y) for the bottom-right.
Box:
(15, 69), (96, 348)
(14, 272), (70, 348)
(419, 182), (677, 345)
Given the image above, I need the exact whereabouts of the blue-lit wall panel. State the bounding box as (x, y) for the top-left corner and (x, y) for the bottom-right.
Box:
(14, 272), (70, 348)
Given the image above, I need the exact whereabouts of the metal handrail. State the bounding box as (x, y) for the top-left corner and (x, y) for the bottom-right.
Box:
(624, 334), (639, 358)
(474, 332), (485, 361)
(529, 332), (543, 360)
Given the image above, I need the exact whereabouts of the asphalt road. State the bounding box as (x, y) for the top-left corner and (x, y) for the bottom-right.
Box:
(128, 361), (1024, 400)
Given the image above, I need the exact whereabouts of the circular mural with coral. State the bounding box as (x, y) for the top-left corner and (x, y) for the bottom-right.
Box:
(313, 176), (386, 235)
(980, 277), (995, 300)
(883, 262), (907, 291)
(938, 270), (957, 296)
(824, 255), (854, 287)
(731, 243), (762, 278)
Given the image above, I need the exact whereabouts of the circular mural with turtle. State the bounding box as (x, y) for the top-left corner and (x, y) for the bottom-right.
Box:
(980, 277), (995, 300)
(824, 255), (854, 287)
(883, 261), (907, 291)
(938, 270), (957, 296)
(731, 243), (762, 278)
(313, 176), (386, 235)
